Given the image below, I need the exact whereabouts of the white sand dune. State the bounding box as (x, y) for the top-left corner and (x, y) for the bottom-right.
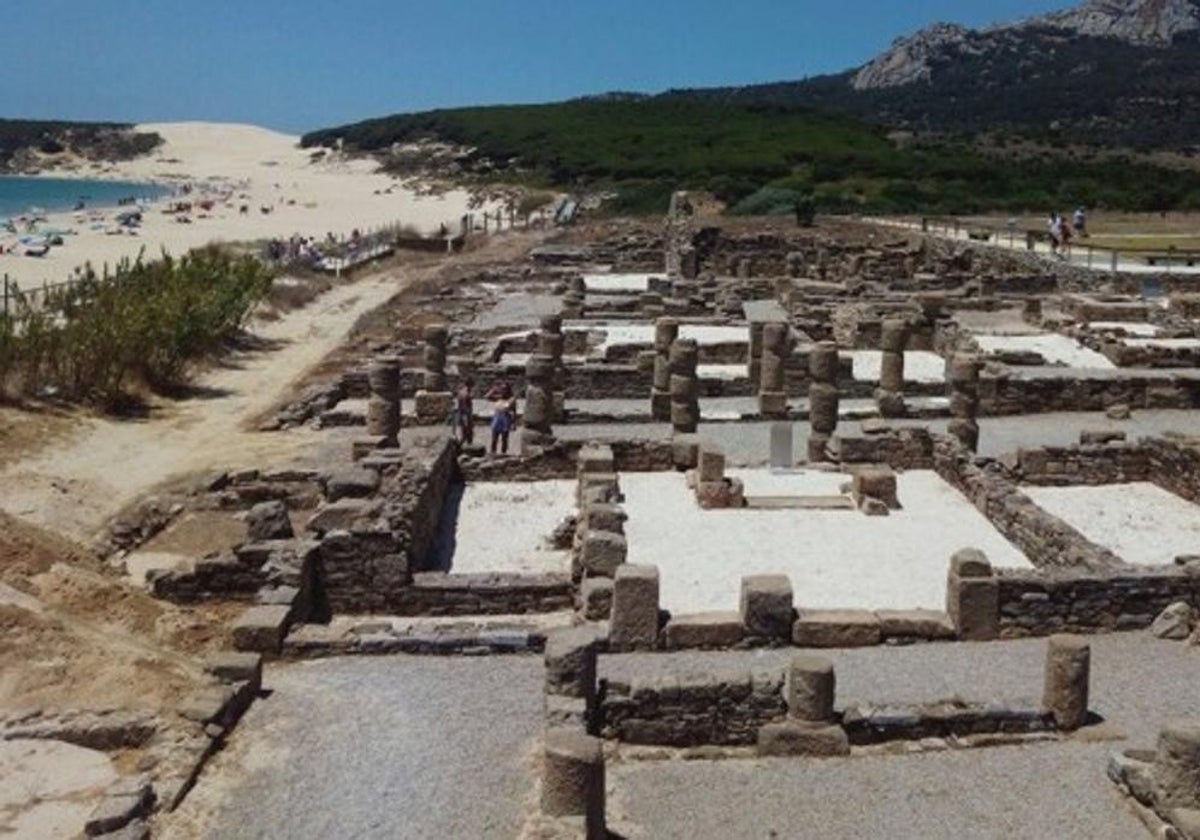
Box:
(0, 122), (495, 288)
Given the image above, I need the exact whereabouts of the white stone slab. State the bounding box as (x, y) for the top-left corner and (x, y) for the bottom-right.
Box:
(847, 350), (946, 384)
(1088, 321), (1161, 337)
(621, 469), (1030, 614)
(973, 334), (1115, 369)
(1121, 338), (1200, 349)
(1022, 482), (1200, 567)
(435, 480), (575, 575)
(583, 274), (662, 293)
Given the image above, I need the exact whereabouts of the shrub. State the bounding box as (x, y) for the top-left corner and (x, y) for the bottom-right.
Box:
(0, 247), (272, 406)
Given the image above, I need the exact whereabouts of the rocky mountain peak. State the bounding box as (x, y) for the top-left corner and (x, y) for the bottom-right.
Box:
(851, 0), (1200, 90)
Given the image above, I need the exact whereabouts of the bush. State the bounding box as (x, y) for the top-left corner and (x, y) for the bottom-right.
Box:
(0, 247), (272, 406)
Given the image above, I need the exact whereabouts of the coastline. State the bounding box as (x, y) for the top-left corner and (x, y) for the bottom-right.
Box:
(0, 122), (496, 289)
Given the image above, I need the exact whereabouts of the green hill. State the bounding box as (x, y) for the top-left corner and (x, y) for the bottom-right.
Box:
(301, 98), (1200, 216)
(0, 120), (162, 172)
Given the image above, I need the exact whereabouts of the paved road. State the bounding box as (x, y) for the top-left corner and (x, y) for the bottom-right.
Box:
(167, 656), (545, 840)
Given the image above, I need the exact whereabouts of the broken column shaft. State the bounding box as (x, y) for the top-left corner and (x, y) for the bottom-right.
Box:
(808, 341), (839, 462)
(650, 318), (679, 422)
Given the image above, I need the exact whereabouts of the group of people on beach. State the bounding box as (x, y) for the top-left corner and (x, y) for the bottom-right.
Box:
(453, 378), (518, 455)
(1048, 207), (1088, 256)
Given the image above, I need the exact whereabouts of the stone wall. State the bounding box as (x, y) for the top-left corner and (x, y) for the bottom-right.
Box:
(979, 370), (1200, 416)
(1009, 442), (1153, 486)
(934, 438), (1124, 573)
(996, 566), (1199, 637)
(321, 438), (459, 613)
(832, 426), (937, 469)
(1147, 436), (1200, 504)
(391, 572), (573, 616)
(600, 668), (787, 747)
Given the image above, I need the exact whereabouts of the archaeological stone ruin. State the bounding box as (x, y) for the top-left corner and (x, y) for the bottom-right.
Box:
(80, 194), (1200, 838)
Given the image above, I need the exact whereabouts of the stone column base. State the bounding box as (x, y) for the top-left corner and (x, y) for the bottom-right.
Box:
(414, 391), (454, 425)
(758, 391), (788, 418)
(650, 389), (671, 421)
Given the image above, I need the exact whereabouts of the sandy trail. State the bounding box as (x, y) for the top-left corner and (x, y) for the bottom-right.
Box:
(0, 265), (410, 543)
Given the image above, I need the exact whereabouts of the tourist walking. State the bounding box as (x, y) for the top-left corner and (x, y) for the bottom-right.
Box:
(1073, 207), (1088, 238)
(1048, 212), (1063, 257)
(485, 380), (516, 455)
(453, 379), (474, 445)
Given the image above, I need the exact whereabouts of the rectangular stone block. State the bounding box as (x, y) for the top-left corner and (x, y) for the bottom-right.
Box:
(697, 447), (726, 482)
(946, 552), (998, 641)
(769, 423), (793, 469)
(577, 444), (615, 475)
(582, 503), (626, 535)
(204, 652), (263, 692)
(611, 564), (660, 650)
(851, 466), (899, 509)
(758, 391), (788, 417)
(231, 605), (291, 654)
(662, 612), (745, 648)
(757, 722), (849, 757)
(579, 531), (627, 577)
(792, 610), (882, 647)
(740, 575), (794, 639)
(580, 577), (613, 621)
(876, 609), (955, 640)
(671, 434), (702, 469)
(413, 390), (454, 423)
(577, 473), (620, 508)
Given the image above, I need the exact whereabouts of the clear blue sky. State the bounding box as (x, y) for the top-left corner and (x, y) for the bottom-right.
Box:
(3, 0), (1069, 134)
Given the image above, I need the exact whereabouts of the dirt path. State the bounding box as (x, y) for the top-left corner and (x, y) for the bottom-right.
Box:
(0, 268), (410, 542)
(0, 245), (471, 543)
(0, 232), (545, 544)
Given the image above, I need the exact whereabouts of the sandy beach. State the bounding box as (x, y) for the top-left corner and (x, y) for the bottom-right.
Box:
(0, 122), (494, 288)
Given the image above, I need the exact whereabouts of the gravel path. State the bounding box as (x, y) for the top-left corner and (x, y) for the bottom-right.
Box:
(165, 656), (545, 840)
(604, 631), (1196, 839)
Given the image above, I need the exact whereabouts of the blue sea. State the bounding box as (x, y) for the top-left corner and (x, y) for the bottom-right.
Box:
(0, 176), (170, 219)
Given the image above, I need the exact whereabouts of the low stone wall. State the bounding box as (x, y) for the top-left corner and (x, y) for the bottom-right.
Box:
(934, 437), (1123, 573)
(320, 437), (459, 613)
(601, 668), (787, 747)
(1098, 341), (1200, 369)
(1147, 436), (1200, 504)
(996, 566), (1199, 637)
(391, 572), (573, 616)
(832, 426), (937, 469)
(1010, 442), (1153, 486)
(979, 370), (1200, 416)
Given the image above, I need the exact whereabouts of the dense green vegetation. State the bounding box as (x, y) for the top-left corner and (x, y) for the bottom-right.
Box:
(0, 247), (272, 406)
(302, 98), (1200, 216)
(0, 120), (162, 171)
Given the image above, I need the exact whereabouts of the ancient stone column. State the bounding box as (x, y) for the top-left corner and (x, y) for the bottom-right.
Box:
(542, 729), (606, 838)
(563, 276), (585, 319)
(876, 318), (908, 418)
(736, 257), (752, 279)
(785, 251), (805, 279)
(786, 654), (835, 722)
(808, 341), (840, 462)
(365, 356), (401, 446)
(650, 318), (679, 422)
(522, 353), (555, 454)
(1043, 635), (1090, 731)
(414, 324), (454, 425)
(538, 314), (566, 422)
(678, 245), (698, 280)
(758, 322), (791, 419)
(947, 353), (982, 452)
(668, 337), (700, 435)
